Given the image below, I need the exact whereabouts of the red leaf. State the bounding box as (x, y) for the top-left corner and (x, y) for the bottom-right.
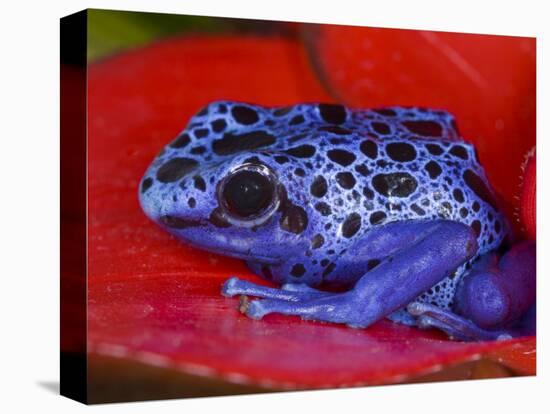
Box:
(520, 150), (536, 240)
(486, 337), (536, 376)
(86, 34), (535, 393)
(88, 271), (532, 387)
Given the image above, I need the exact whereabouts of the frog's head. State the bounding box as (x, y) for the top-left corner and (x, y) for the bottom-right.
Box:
(139, 152), (311, 264)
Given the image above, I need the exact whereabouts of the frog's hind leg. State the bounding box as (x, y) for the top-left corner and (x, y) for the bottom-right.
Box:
(222, 277), (330, 302)
(409, 241), (536, 341)
(236, 220), (478, 328)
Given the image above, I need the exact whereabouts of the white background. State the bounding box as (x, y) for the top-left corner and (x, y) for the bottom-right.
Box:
(0, 0), (547, 412)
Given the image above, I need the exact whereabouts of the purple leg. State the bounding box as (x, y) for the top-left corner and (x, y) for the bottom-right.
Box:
(227, 220), (477, 328)
(410, 241), (536, 341)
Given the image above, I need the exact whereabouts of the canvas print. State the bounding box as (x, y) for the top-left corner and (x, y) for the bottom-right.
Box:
(60, 9), (536, 404)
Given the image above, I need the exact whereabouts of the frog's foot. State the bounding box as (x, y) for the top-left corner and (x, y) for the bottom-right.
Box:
(222, 277), (329, 302)
(408, 302), (513, 341)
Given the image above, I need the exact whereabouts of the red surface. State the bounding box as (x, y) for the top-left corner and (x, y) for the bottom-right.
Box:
(308, 26), (536, 229)
(521, 150), (536, 240)
(487, 337), (536, 376)
(87, 33), (536, 389)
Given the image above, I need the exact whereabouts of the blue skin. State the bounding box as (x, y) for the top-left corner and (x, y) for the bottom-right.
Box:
(139, 101), (536, 341)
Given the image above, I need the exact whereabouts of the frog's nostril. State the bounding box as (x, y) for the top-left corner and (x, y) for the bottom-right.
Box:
(140, 177), (153, 194)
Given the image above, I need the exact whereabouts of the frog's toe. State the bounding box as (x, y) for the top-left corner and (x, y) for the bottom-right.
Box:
(221, 277), (240, 297)
(222, 277), (327, 301)
(416, 315), (472, 341)
(242, 297), (309, 321)
(281, 283), (326, 294)
(222, 277), (285, 299)
(239, 293), (364, 326)
(243, 298), (270, 320)
(409, 302), (512, 341)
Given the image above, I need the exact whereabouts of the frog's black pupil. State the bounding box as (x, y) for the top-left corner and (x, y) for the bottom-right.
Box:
(222, 170), (274, 218)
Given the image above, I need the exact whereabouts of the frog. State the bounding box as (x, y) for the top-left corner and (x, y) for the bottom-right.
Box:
(139, 101), (536, 341)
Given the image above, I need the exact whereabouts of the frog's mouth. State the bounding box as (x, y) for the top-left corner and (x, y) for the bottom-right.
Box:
(203, 245), (282, 264)
(159, 215), (201, 229)
(158, 214), (282, 264)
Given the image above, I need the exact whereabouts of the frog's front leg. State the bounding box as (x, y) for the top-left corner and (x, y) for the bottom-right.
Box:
(224, 220), (477, 328)
(409, 241), (536, 341)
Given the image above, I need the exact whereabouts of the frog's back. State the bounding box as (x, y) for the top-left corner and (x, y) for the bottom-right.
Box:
(161, 101), (461, 157)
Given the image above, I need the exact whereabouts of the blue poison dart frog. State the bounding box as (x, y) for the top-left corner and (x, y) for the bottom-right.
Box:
(139, 102), (536, 341)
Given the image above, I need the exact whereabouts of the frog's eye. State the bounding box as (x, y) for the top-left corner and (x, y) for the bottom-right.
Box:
(219, 164), (278, 222)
